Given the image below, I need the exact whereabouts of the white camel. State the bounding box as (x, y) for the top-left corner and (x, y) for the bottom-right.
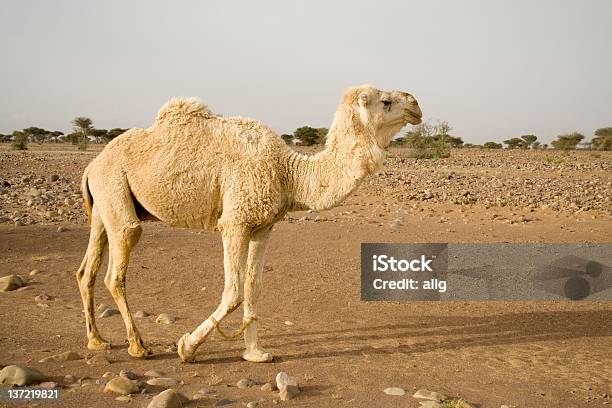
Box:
(75, 84), (422, 362)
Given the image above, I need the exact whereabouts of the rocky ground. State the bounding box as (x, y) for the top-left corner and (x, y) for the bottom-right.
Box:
(0, 145), (611, 407)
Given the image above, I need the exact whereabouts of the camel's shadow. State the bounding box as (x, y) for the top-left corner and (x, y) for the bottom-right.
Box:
(170, 309), (611, 364)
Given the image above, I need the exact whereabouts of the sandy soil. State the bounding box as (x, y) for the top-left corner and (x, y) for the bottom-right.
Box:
(1, 146), (611, 407)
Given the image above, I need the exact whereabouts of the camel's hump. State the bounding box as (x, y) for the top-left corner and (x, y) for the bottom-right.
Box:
(155, 97), (214, 124)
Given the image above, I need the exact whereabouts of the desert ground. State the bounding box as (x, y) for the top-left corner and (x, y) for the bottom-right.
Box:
(1, 145), (611, 408)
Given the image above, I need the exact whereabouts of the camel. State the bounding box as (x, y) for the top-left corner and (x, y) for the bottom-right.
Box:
(75, 84), (422, 362)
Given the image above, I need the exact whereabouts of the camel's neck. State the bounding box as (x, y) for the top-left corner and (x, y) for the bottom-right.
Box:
(283, 108), (385, 211)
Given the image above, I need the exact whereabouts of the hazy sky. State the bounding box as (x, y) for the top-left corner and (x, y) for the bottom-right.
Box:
(1, 0), (610, 144)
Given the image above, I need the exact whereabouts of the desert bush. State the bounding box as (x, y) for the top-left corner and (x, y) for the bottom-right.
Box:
(483, 141), (502, 149)
(11, 131), (28, 150)
(592, 127), (612, 151)
(401, 121), (452, 159)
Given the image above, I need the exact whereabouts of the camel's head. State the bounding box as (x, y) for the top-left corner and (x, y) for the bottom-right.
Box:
(341, 84), (422, 148)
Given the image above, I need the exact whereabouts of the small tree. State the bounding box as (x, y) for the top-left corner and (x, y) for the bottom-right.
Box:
(293, 126), (320, 146)
(551, 132), (584, 150)
(503, 137), (525, 149)
(105, 128), (128, 142)
(592, 127), (612, 151)
(520, 134), (537, 149)
(281, 134), (293, 145)
(483, 141), (502, 149)
(23, 126), (51, 144)
(316, 128), (328, 144)
(71, 117), (94, 150)
(12, 131), (28, 150)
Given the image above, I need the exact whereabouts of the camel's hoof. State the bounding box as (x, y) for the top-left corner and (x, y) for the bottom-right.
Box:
(177, 333), (196, 363)
(87, 337), (111, 351)
(128, 342), (152, 358)
(242, 348), (273, 363)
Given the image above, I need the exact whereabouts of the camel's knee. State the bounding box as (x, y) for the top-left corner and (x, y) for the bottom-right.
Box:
(121, 221), (142, 248)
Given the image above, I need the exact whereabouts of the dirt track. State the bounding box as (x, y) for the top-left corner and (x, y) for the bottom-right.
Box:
(1, 147), (611, 407)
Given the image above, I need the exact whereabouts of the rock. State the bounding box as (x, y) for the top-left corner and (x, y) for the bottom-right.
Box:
(246, 401), (259, 408)
(102, 372), (115, 378)
(119, 370), (138, 380)
(99, 307), (120, 318)
(64, 197), (74, 206)
(207, 374), (222, 386)
(261, 382), (276, 391)
(214, 399), (234, 406)
(147, 377), (179, 388)
(29, 269), (42, 276)
(383, 387), (406, 396)
(284, 320), (294, 326)
(165, 344), (178, 353)
(87, 354), (111, 366)
(104, 376), (139, 395)
(156, 313), (176, 324)
(115, 395), (132, 402)
(0, 274), (26, 291)
(57, 225), (69, 232)
(279, 385), (300, 401)
(144, 370), (165, 378)
(35, 293), (52, 302)
(134, 310), (150, 318)
(14, 220), (25, 227)
(147, 389), (185, 408)
(0, 365), (45, 386)
(236, 378), (255, 389)
(63, 375), (76, 384)
(275, 372), (298, 391)
(39, 351), (82, 363)
(50, 174), (60, 182)
(390, 219), (401, 231)
(38, 381), (59, 389)
(413, 389), (447, 402)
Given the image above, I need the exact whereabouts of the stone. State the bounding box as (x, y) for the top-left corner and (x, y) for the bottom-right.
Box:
(284, 320), (294, 326)
(147, 377), (179, 387)
(0, 274), (26, 291)
(147, 389), (185, 408)
(0, 365), (45, 386)
(261, 382), (276, 391)
(413, 389), (447, 402)
(279, 385), (300, 401)
(87, 354), (111, 366)
(144, 370), (165, 378)
(207, 374), (222, 386)
(383, 387), (406, 396)
(156, 313), (176, 324)
(50, 174), (60, 182)
(99, 307), (120, 318)
(57, 225), (69, 232)
(63, 375), (76, 384)
(115, 395), (132, 402)
(275, 372), (297, 391)
(104, 376), (139, 395)
(119, 370), (138, 380)
(246, 401), (259, 408)
(236, 378), (255, 389)
(29, 269), (42, 276)
(35, 293), (52, 302)
(96, 303), (109, 313)
(39, 351), (82, 363)
(38, 381), (59, 389)
(102, 372), (115, 378)
(134, 310), (150, 318)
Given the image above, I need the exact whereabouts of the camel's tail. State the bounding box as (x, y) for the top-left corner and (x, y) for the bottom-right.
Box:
(81, 166), (93, 226)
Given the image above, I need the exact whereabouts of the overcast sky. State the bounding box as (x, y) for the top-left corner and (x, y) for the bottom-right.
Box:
(1, 0), (610, 144)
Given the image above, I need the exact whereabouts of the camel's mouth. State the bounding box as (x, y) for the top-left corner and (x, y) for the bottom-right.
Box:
(404, 110), (422, 125)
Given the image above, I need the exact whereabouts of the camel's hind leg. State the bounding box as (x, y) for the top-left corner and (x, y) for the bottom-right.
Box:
(95, 185), (150, 358)
(178, 225), (250, 362)
(242, 226), (273, 362)
(75, 205), (110, 351)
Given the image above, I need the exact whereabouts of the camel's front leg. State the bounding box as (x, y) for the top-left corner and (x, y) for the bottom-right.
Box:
(242, 226), (273, 363)
(178, 225), (250, 363)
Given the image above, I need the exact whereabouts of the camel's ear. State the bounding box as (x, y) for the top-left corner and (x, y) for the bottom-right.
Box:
(358, 92), (369, 108)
